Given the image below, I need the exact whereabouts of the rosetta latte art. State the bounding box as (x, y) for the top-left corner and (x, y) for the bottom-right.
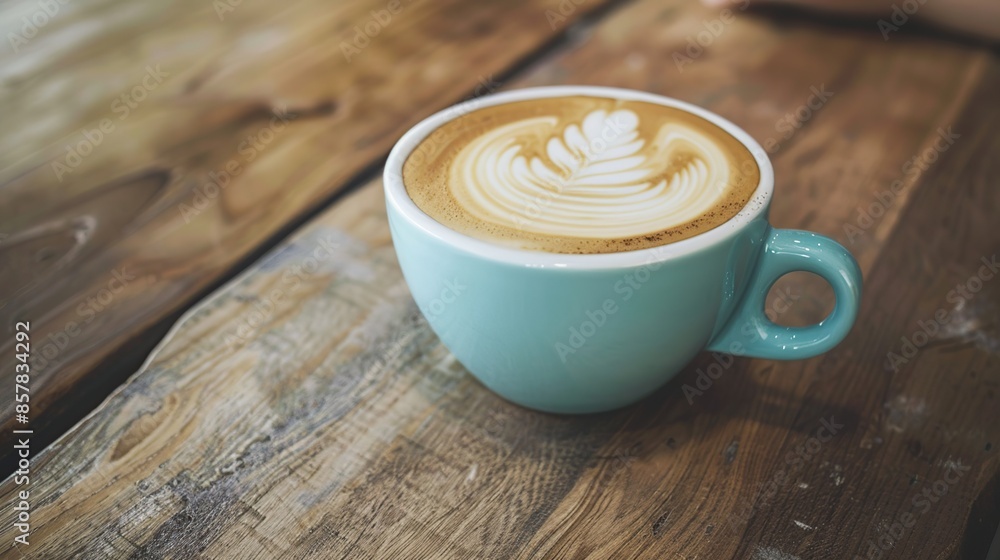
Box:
(451, 109), (731, 239)
(403, 96), (759, 253)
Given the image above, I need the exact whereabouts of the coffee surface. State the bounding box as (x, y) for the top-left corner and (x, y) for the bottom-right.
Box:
(403, 96), (760, 254)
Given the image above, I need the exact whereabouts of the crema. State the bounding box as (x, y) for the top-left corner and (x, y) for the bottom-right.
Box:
(403, 96), (759, 254)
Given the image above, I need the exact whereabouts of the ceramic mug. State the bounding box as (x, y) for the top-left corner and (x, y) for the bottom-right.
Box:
(384, 86), (862, 414)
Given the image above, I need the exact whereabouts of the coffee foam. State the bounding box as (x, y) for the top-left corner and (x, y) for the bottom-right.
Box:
(403, 96), (759, 254)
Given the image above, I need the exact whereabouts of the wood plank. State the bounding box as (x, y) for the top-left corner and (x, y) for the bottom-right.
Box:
(3, 0), (999, 558)
(0, 0), (622, 465)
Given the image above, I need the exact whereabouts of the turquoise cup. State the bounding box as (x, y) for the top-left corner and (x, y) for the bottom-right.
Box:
(384, 86), (862, 414)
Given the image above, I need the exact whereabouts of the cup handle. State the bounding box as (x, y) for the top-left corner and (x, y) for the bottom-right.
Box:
(706, 227), (862, 360)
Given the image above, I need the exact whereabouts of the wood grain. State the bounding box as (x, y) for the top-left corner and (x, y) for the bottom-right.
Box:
(0, 0), (622, 464)
(2, 0), (999, 558)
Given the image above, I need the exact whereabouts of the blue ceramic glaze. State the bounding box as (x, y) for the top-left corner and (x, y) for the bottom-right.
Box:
(385, 86), (862, 413)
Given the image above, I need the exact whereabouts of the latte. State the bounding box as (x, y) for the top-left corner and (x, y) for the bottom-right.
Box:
(402, 95), (759, 254)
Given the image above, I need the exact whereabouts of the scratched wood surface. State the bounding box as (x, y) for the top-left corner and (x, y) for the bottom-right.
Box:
(2, 0), (1000, 558)
(0, 0), (620, 463)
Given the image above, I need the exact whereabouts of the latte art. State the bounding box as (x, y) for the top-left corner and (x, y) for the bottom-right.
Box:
(404, 96), (759, 254)
(454, 109), (731, 239)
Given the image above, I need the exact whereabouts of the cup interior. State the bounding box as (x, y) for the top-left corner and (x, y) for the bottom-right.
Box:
(384, 85), (774, 270)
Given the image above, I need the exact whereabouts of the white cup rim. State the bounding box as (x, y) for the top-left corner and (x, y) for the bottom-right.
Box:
(384, 86), (774, 270)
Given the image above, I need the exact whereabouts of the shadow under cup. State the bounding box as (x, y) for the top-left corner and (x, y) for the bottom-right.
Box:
(384, 86), (862, 414)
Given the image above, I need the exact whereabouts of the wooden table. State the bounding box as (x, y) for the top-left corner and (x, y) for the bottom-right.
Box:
(1, 0), (998, 557)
